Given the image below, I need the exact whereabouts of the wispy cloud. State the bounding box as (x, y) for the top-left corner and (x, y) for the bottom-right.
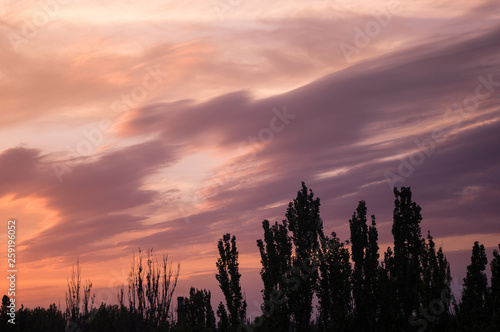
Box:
(1, 0), (499, 309)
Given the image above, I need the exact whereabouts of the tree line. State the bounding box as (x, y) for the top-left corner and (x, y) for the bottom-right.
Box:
(1, 183), (499, 331)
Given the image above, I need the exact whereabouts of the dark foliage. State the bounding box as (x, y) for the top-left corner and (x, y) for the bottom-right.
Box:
(176, 287), (216, 331)
(4, 184), (499, 332)
(215, 233), (247, 331)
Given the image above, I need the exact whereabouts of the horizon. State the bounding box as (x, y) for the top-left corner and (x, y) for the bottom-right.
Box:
(1, 0), (499, 324)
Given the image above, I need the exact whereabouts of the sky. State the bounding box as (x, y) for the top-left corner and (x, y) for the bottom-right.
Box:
(0, 0), (499, 316)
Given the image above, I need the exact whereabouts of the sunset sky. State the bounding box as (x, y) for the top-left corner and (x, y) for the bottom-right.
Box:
(1, 0), (499, 316)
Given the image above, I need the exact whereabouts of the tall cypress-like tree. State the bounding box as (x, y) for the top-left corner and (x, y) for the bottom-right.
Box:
(317, 232), (352, 331)
(285, 182), (324, 331)
(435, 244), (453, 326)
(379, 246), (398, 330)
(490, 244), (500, 326)
(215, 233), (247, 331)
(350, 201), (368, 321)
(391, 187), (423, 327)
(416, 232), (452, 330)
(256, 219), (292, 331)
(217, 302), (230, 332)
(457, 241), (489, 329)
(366, 214), (379, 319)
(349, 201), (379, 330)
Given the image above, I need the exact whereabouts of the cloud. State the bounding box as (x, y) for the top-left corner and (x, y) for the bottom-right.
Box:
(0, 139), (181, 263)
(110, 23), (500, 252)
(1, 0), (500, 308)
(3, 21), (498, 266)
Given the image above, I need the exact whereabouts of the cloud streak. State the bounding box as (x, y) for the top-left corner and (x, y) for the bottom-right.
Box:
(0, 0), (499, 309)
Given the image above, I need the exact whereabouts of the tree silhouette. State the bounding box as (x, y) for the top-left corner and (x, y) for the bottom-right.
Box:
(457, 241), (489, 330)
(66, 258), (82, 322)
(1, 295), (13, 329)
(15, 303), (66, 332)
(65, 258), (93, 327)
(256, 219), (292, 331)
(127, 248), (180, 330)
(216, 302), (230, 332)
(317, 231), (352, 331)
(379, 246), (398, 330)
(215, 233), (247, 331)
(285, 181), (324, 331)
(7, 184), (500, 331)
(176, 287), (216, 331)
(390, 186), (424, 328)
(349, 201), (379, 330)
(490, 244), (500, 327)
(417, 231), (452, 330)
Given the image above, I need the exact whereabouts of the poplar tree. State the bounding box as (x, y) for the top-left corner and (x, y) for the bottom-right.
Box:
(457, 241), (488, 329)
(379, 247), (398, 330)
(256, 219), (292, 331)
(391, 187), (423, 327)
(217, 302), (230, 332)
(285, 182), (324, 331)
(317, 232), (352, 331)
(490, 244), (500, 326)
(215, 233), (247, 331)
(349, 201), (379, 330)
(419, 232), (452, 330)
